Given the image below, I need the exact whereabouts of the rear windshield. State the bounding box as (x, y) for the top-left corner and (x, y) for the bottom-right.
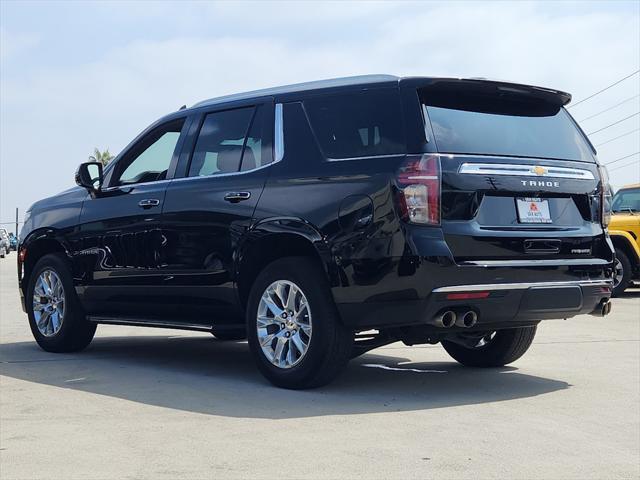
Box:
(304, 90), (406, 159)
(423, 95), (595, 162)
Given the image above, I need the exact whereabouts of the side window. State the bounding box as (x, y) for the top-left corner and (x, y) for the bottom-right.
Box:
(241, 106), (265, 171)
(304, 90), (406, 159)
(189, 107), (254, 177)
(114, 118), (185, 186)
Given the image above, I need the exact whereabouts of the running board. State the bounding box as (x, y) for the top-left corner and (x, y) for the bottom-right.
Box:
(88, 316), (213, 332)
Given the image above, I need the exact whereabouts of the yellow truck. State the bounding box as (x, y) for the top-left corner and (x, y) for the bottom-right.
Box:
(609, 184), (640, 296)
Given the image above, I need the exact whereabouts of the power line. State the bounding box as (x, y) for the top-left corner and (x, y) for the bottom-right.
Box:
(578, 94), (640, 122)
(603, 151), (639, 166)
(595, 128), (640, 147)
(608, 159), (639, 172)
(587, 112), (639, 135)
(568, 70), (640, 109)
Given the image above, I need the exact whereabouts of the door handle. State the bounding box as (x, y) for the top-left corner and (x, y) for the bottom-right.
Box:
(224, 192), (251, 203)
(138, 198), (160, 209)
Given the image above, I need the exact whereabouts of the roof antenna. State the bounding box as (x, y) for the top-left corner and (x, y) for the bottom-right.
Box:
(178, 105), (187, 110)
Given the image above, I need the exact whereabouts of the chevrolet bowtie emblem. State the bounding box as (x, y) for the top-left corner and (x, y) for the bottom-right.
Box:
(531, 166), (548, 176)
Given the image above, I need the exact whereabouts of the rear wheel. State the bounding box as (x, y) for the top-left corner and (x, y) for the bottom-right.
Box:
(26, 254), (96, 353)
(441, 326), (537, 367)
(246, 257), (353, 389)
(612, 248), (632, 297)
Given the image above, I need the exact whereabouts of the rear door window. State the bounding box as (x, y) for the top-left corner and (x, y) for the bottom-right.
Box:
(188, 105), (271, 177)
(188, 107), (254, 177)
(241, 106), (267, 171)
(304, 90), (406, 159)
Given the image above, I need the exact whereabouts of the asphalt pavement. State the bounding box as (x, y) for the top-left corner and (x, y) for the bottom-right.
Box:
(0, 254), (638, 479)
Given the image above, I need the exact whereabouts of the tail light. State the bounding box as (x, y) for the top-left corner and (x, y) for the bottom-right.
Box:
(598, 164), (611, 227)
(396, 155), (441, 225)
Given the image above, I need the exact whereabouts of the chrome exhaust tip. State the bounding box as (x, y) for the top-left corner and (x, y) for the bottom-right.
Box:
(434, 310), (456, 328)
(455, 310), (478, 328)
(594, 299), (612, 317)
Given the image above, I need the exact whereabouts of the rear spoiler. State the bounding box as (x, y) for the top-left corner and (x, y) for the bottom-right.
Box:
(467, 77), (571, 106)
(405, 77), (572, 116)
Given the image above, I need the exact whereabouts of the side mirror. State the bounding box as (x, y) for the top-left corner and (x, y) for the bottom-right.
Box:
(75, 162), (103, 192)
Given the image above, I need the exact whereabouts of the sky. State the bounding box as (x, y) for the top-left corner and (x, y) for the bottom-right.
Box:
(1, 0), (639, 230)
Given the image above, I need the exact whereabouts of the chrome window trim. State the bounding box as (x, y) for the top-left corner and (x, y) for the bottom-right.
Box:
(432, 279), (612, 293)
(170, 160), (277, 184)
(103, 105), (285, 188)
(457, 162), (595, 180)
(100, 178), (173, 192)
(101, 158), (276, 190)
(110, 150), (278, 187)
(274, 103), (284, 163)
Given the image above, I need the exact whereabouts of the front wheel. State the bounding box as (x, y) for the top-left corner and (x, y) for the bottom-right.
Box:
(246, 257), (353, 389)
(26, 254), (96, 353)
(441, 326), (537, 367)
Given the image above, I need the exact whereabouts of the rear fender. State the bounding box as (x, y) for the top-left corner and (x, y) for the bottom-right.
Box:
(235, 217), (339, 306)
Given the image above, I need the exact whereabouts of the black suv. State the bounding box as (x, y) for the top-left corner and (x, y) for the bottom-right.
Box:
(18, 75), (614, 388)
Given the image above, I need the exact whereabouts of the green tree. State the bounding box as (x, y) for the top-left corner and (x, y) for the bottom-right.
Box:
(89, 148), (114, 166)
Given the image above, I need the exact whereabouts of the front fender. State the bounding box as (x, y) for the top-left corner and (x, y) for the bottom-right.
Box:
(21, 227), (71, 253)
(17, 227), (74, 309)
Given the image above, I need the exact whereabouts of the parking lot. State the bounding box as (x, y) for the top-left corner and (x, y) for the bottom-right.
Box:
(0, 256), (638, 480)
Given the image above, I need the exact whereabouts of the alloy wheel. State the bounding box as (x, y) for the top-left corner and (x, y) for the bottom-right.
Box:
(256, 280), (312, 369)
(32, 269), (65, 337)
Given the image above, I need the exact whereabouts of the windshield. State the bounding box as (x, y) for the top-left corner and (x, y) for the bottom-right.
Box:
(612, 188), (640, 213)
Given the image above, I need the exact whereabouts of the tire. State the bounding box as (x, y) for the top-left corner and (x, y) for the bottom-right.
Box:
(246, 257), (353, 389)
(0, 247), (5, 258)
(441, 326), (537, 367)
(612, 248), (632, 297)
(211, 327), (246, 341)
(26, 254), (96, 353)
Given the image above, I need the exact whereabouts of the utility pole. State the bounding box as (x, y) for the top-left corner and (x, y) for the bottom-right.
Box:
(15, 207), (18, 236)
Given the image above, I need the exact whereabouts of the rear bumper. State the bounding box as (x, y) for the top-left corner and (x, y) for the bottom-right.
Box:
(336, 277), (613, 330)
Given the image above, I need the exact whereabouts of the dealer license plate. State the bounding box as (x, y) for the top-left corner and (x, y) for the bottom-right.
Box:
(516, 197), (552, 223)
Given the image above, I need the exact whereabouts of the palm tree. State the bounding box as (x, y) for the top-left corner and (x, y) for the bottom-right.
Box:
(89, 148), (114, 166)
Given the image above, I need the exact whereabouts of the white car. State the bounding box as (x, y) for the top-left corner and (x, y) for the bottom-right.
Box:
(0, 228), (10, 258)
